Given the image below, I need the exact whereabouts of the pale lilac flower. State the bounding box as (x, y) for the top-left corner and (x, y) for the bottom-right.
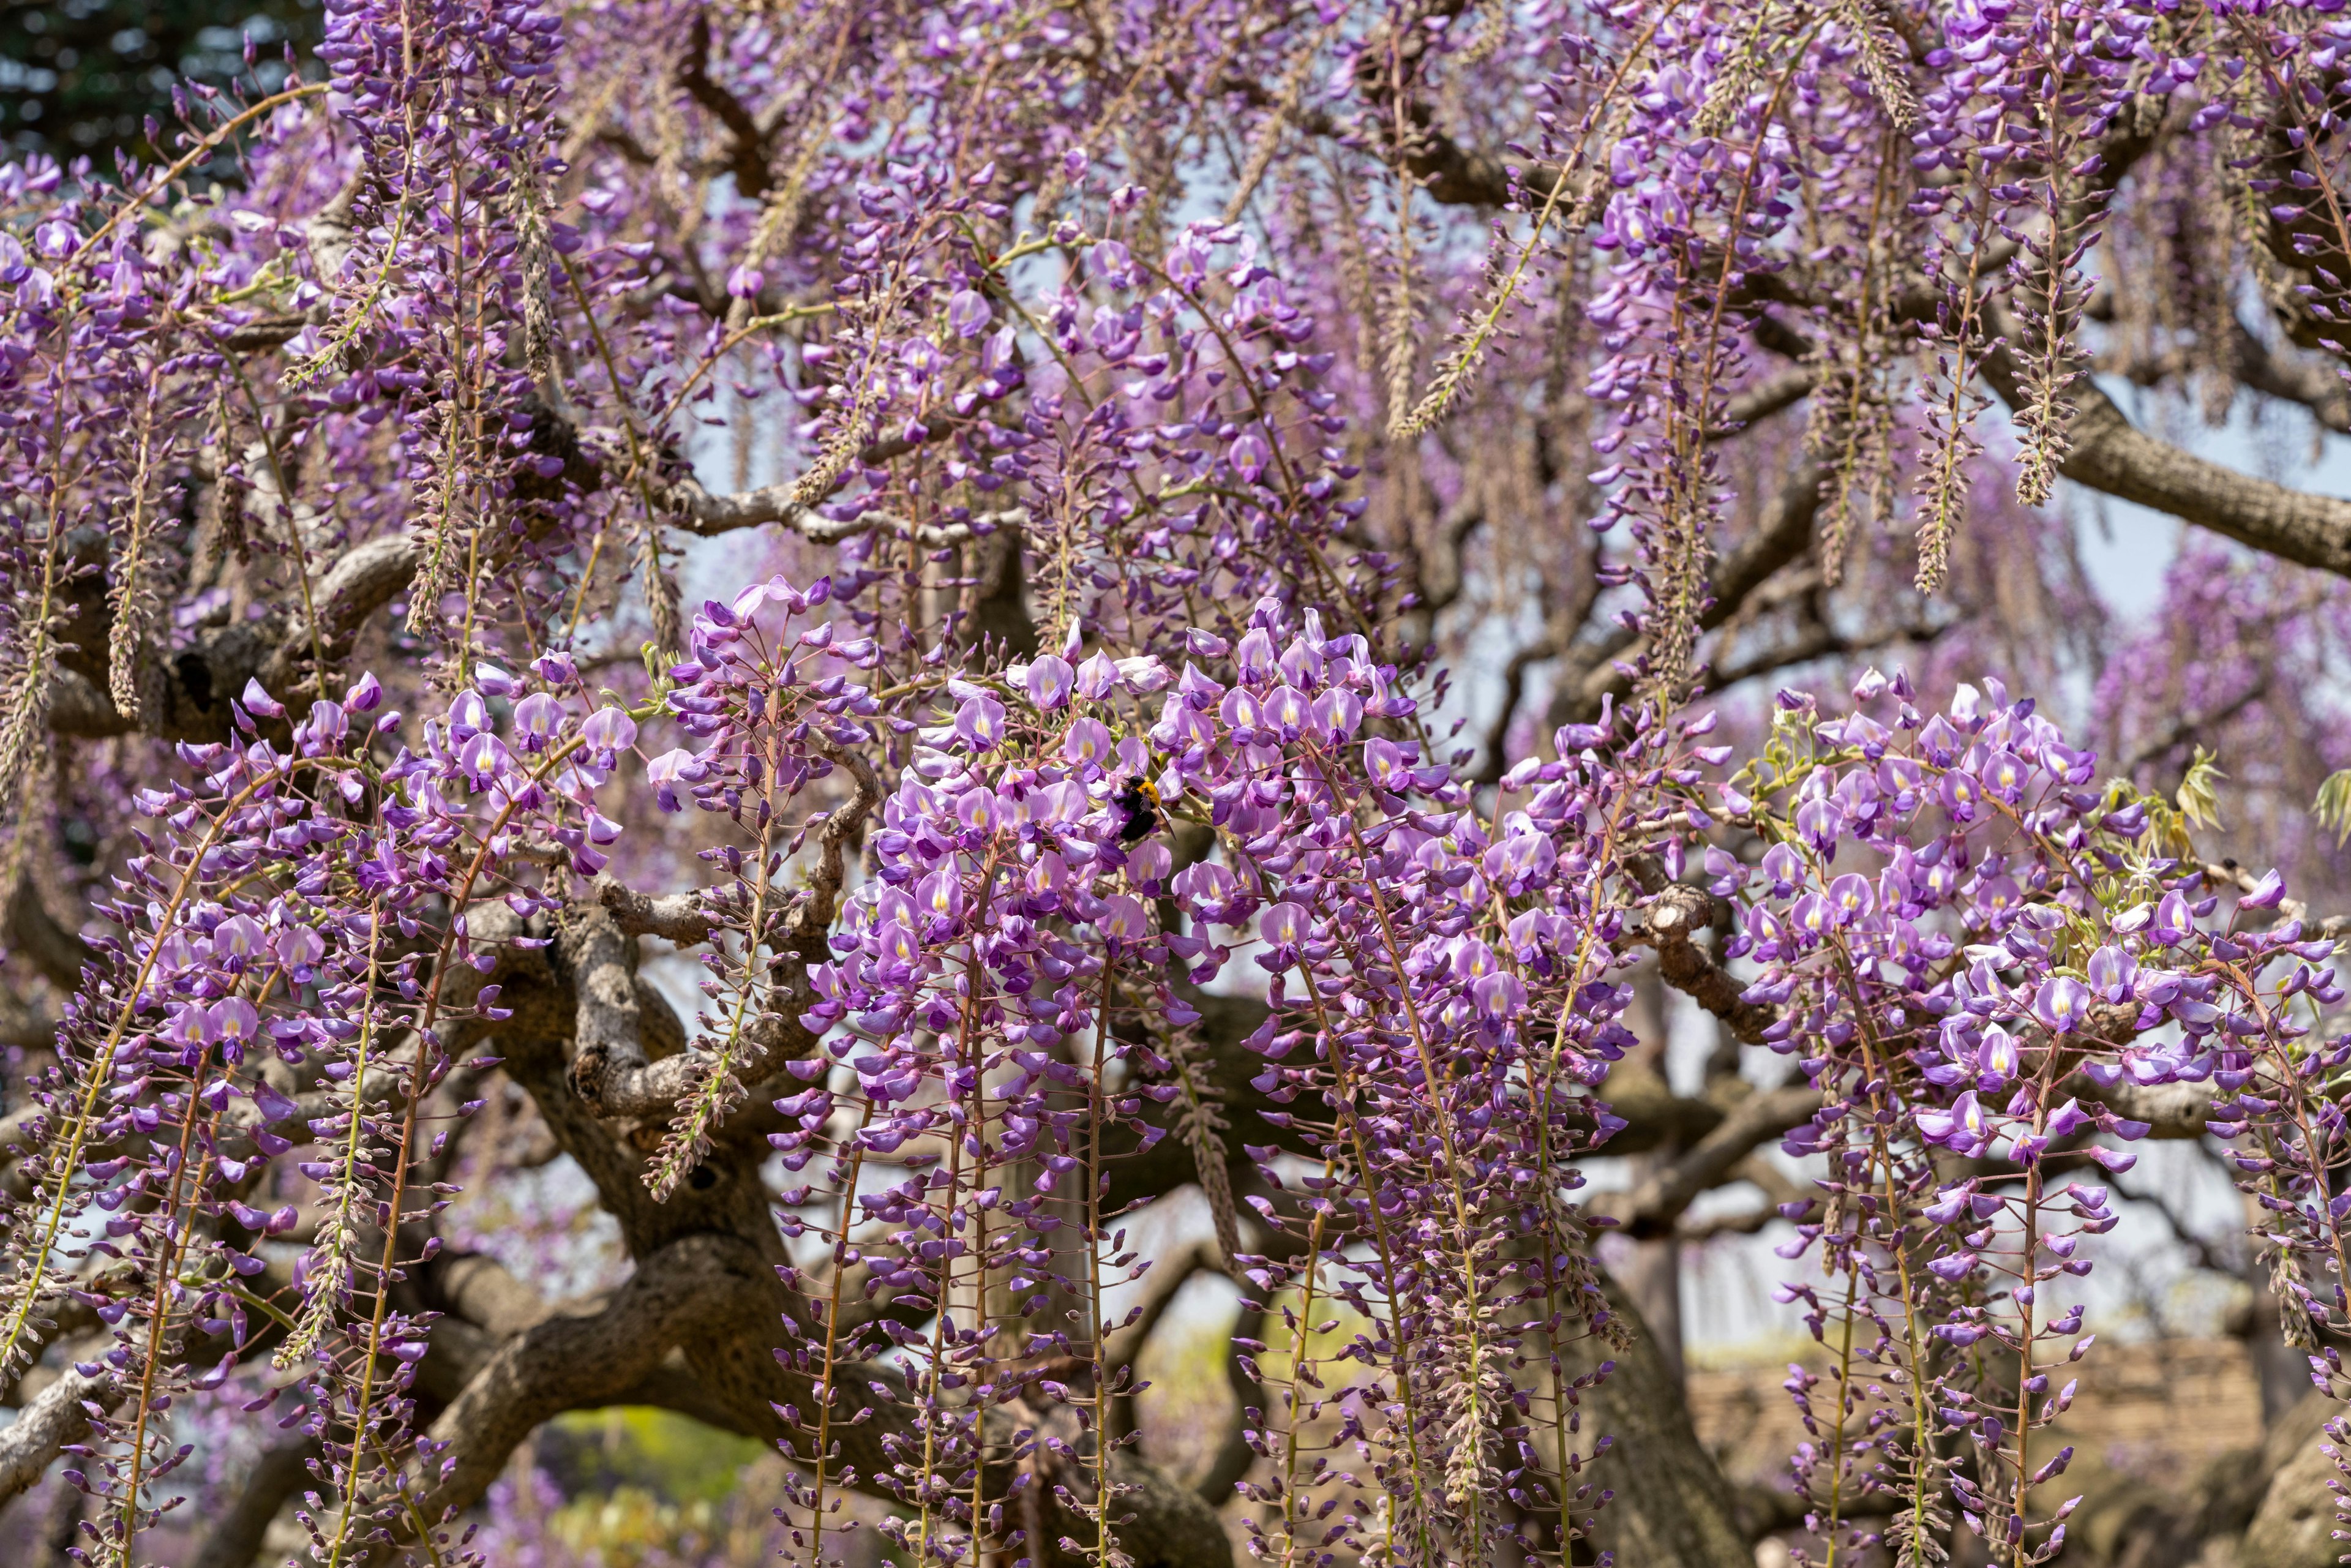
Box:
(513, 692), (562, 751)
(2033, 977), (2093, 1035)
(1024, 654), (1074, 710)
(581, 706), (637, 752)
(1065, 718), (1113, 770)
(2150, 890), (2194, 946)
(948, 288), (991, 337)
(954, 693), (1006, 751)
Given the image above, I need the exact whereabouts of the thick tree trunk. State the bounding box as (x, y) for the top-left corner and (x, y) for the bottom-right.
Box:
(39, 1474), (84, 1567)
(1618, 1232), (1686, 1388)
(1615, 967), (1690, 1389)
(1572, 1273), (1751, 1568)
(189, 1438), (321, 1568)
(2240, 1398), (2350, 1568)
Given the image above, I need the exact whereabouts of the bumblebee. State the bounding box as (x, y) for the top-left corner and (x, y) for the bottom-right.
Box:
(1114, 777), (1162, 842)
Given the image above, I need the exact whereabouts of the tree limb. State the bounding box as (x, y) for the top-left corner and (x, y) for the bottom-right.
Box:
(369, 1232), (742, 1562)
(1712, 365), (1818, 433)
(679, 9), (774, 198)
(1194, 1291), (1266, 1507)
(1973, 299), (2351, 580)
(594, 876), (714, 942)
(6, 879), (91, 995)
(1673, 1155), (1809, 1243)
(1548, 456), (1825, 726)
(0, 1362), (114, 1507)
(2122, 678), (2275, 781)
(564, 752), (876, 1119)
(188, 1436), (321, 1568)
(1629, 879), (1777, 1046)
(1606, 1086), (1824, 1239)
(1106, 1238), (1226, 1442)
(2099, 317), (2351, 435)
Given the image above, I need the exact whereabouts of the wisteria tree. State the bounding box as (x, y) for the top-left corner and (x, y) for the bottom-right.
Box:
(17, 1), (2351, 1566)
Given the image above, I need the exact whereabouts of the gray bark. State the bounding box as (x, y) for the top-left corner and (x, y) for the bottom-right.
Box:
(0, 1365), (114, 1506)
(1572, 1275), (1750, 1568)
(2241, 1400), (2351, 1568)
(189, 1438), (321, 1568)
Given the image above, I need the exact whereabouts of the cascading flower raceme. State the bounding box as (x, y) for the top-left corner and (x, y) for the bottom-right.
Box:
(1709, 670), (2351, 1567)
(12, 2), (2351, 1567)
(0, 653), (643, 1562)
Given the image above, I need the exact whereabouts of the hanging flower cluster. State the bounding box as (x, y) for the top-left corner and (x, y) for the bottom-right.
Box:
(10, 2), (2351, 1567)
(1714, 669), (2351, 1566)
(0, 655), (637, 1561)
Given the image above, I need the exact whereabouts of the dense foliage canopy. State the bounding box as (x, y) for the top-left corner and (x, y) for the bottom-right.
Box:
(12, 2), (2351, 1567)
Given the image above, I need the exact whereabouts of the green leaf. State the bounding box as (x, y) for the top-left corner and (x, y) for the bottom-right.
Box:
(2313, 768), (2351, 846)
(2177, 746), (2226, 833)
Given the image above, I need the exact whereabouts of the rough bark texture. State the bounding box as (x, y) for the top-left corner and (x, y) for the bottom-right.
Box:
(188, 1438), (321, 1568)
(1972, 313), (2351, 581)
(1571, 1277), (1750, 1568)
(2241, 1401), (2350, 1568)
(0, 1365), (114, 1502)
